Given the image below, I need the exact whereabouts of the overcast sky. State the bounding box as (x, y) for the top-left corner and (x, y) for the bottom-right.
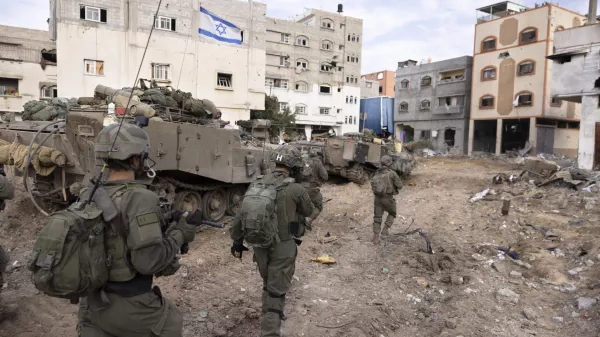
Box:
(0, 0), (591, 73)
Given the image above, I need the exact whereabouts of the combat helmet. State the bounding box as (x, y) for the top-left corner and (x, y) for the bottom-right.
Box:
(94, 123), (150, 161)
(272, 145), (303, 169)
(380, 155), (393, 168)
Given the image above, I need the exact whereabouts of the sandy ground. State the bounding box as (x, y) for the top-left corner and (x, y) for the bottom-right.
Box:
(1, 157), (600, 337)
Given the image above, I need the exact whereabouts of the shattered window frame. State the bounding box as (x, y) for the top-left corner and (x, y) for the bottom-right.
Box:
(84, 59), (104, 76)
(420, 100), (431, 110)
(399, 102), (409, 112)
(400, 80), (409, 89)
(421, 76), (432, 87)
(319, 84), (332, 94)
(296, 59), (308, 69)
(279, 102), (289, 113)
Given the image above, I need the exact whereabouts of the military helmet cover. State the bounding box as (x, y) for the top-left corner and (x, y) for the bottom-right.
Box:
(380, 155), (393, 167)
(94, 123), (150, 161)
(272, 145), (303, 169)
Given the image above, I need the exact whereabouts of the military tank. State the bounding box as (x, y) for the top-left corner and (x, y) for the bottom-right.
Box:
(290, 137), (415, 184)
(0, 88), (271, 222)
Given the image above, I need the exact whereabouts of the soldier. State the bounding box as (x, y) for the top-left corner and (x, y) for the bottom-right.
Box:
(230, 145), (314, 337)
(297, 149), (328, 227)
(370, 155), (402, 244)
(0, 171), (15, 322)
(77, 123), (197, 337)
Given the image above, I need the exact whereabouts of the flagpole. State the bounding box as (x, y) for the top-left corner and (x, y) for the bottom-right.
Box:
(247, 0), (253, 120)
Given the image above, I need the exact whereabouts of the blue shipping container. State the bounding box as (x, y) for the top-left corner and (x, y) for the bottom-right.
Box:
(359, 97), (394, 137)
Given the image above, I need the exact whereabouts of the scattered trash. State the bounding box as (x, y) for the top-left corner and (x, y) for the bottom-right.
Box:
(551, 316), (564, 324)
(318, 235), (339, 244)
(568, 220), (585, 226)
(470, 188), (490, 202)
(577, 297), (597, 310)
(493, 173), (520, 184)
(555, 284), (577, 293)
(471, 253), (487, 261)
(509, 271), (522, 279)
(382, 267), (389, 274)
(422, 148), (438, 157)
(464, 288), (478, 294)
(550, 248), (565, 257)
(498, 247), (519, 260)
(311, 255), (336, 264)
(414, 277), (429, 287)
(496, 288), (520, 304)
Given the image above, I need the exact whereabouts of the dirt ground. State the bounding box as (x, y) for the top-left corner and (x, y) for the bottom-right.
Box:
(1, 157), (600, 337)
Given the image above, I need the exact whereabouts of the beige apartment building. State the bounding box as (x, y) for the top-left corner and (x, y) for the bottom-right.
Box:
(363, 70), (395, 96)
(468, 1), (585, 157)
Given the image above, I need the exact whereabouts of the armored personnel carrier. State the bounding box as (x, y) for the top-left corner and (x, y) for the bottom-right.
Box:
(291, 138), (415, 184)
(0, 107), (270, 222)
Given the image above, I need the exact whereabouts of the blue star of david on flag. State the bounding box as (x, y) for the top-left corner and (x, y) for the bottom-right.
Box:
(199, 7), (243, 45)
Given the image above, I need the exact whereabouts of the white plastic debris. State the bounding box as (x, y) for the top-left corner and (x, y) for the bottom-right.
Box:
(470, 188), (490, 202)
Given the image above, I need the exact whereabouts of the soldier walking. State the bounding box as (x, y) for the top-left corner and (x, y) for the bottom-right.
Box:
(370, 155), (402, 244)
(231, 145), (314, 337)
(297, 149), (328, 227)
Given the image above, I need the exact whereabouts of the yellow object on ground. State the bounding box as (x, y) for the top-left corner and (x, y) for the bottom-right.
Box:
(311, 254), (336, 264)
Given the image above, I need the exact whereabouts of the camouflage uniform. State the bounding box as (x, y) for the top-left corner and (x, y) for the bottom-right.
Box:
(231, 146), (314, 337)
(0, 174), (15, 320)
(77, 123), (195, 337)
(371, 156), (402, 242)
(298, 154), (328, 219)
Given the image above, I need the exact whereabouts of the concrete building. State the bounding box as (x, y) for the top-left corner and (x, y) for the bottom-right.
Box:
(50, 0), (267, 125)
(468, 2), (585, 156)
(549, 6), (600, 169)
(264, 5), (363, 138)
(360, 77), (378, 98)
(363, 70), (395, 96)
(0, 25), (57, 116)
(394, 56), (473, 153)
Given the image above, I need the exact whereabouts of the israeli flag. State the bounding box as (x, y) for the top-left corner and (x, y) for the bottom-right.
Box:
(199, 7), (243, 45)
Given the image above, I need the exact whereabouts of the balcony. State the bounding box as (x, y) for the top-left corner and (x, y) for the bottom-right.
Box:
(438, 68), (466, 84)
(434, 105), (464, 115)
(476, 1), (528, 23)
(0, 95), (23, 113)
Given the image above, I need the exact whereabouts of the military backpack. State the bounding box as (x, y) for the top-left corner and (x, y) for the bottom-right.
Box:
(371, 169), (392, 196)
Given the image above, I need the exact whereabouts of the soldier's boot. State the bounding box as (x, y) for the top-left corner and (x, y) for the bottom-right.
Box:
(371, 233), (380, 244)
(0, 304), (18, 323)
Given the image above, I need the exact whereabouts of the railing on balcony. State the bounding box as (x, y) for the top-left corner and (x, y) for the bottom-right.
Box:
(434, 105), (464, 115)
(438, 75), (465, 84)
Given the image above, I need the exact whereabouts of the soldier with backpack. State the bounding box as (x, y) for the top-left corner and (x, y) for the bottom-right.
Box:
(370, 155), (402, 244)
(28, 123), (197, 337)
(230, 145), (314, 337)
(296, 149), (328, 227)
(0, 172), (15, 323)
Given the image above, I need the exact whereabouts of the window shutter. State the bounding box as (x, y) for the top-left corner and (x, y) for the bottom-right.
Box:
(171, 18), (176, 31)
(80, 6), (85, 19)
(100, 9), (107, 23)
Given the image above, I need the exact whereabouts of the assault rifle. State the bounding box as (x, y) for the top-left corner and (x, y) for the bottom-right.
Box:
(159, 198), (225, 254)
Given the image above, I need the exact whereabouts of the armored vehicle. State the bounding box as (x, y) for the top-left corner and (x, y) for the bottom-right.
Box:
(0, 108), (270, 221)
(291, 138), (415, 184)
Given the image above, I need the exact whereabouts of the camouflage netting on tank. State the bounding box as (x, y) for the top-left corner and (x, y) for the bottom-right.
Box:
(342, 132), (375, 143)
(0, 139), (66, 176)
(390, 152), (416, 178)
(22, 98), (77, 121)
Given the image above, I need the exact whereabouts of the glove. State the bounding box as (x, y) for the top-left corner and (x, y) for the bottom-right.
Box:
(173, 213), (196, 243)
(231, 241), (249, 259)
(155, 258), (180, 278)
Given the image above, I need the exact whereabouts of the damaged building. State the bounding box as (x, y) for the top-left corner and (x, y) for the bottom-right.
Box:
(548, 0), (600, 170)
(394, 56), (473, 153)
(0, 25), (57, 118)
(468, 1), (584, 156)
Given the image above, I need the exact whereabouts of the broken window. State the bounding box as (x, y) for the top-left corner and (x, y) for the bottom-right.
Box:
(41, 49), (57, 63)
(520, 28), (537, 43)
(516, 92), (533, 106)
(295, 81), (308, 92)
(84, 59), (104, 76)
(551, 97), (562, 106)
(482, 66), (496, 80)
(439, 97), (452, 107)
(295, 105), (306, 114)
(420, 130), (431, 139)
(296, 59), (308, 69)
(280, 33), (290, 43)
(320, 64), (333, 72)
(80, 5), (107, 23)
(321, 40), (333, 51)
(482, 37), (496, 51)
(401, 80), (409, 89)
(296, 36), (308, 46)
(319, 85), (331, 94)
(420, 100), (431, 110)
(399, 102), (408, 112)
(444, 128), (456, 147)
(366, 82), (372, 88)
(279, 56), (289, 67)
(266, 78), (288, 89)
(480, 95), (494, 108)
(319, 107), (330, 114)
(378, 86), (382, 93)
(152, 64), (170, 81)
(216, 73), (232, 88)
(421, 76), (432, 87)
(518, 61), (535, 75)
(155, 16), (176, 31)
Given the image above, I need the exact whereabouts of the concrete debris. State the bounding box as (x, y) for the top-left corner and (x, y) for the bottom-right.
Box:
(555, 284), (577, 293)
(509, 271), (522, 279)
(577, 297), (597, 310)
(450, 275), (464, 285)
(414, 277), (429, 287)
(568, 267), (584, 276)
(445, 318), (458, 329)
(470, 188), (490, 202)
(522, 308), (537, 321)
(551, 316), (564, 324)
(422, 148), (438, 157)
(585, 259), (594, 267)
(492, 262), (507, 275)
(496, 288), (520, 304)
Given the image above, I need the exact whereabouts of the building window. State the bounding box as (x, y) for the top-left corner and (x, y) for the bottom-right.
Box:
(399, 102), (408, 112)
(319, 107), (330, 114)
(265, 78), (288, 89)
(481, 36), (497, 52)
(80, 5), (107, 23)
(366, 82), (372, 88)
(279, 56), (289, 67)
(84, 59), (104, 76)
(551, 96), (562, 106)
(279, 102), (288, 113)
(40, 86), (57, 99)
(520, 27), (538, 44)
(216, 73), (232, 88)
(295, 105), (307, 114)
(378, 86), (383, 93)
(319, 85), (331, 94)
(420, 100), (431, 110)
(320, 64), (333, 72)
(154, 16), (176, 31)
(356, 57), (359, 63)
(481, 66), (497, 80)
(480, 95), (495, 108)
(346, 96), (349, 103)
(351, 34), (356, 42)
(280, 33), (290, 43)
(295, 81), (308, 92)
(400, 80), (409, 89)
(339, 45), (344, 51)
(439, 97), (451, 107)
(556, 25), (564, 32)
(345, 116), (348, 124)
(321, 18), (334, 29)
(296, 36), (308, 47)
(516, 92), (533, 106)
(517, 60), (535, 76)
(296, 59), (308, 69)
(347, 34), (351, 41)
(421, 76), (432, 87)
(353, 116), (357, 124)
(152, 64), (170, 81)
(0, 78), (19, 95)
(356, 35), (360, 43)
(321, 40), (333, 51)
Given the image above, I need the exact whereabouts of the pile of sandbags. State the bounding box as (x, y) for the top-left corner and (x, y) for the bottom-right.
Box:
(0, 139), (66, 176)
(22, 98), (76, 121)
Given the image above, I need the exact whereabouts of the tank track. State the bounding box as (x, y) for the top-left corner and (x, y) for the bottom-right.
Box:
(347, 165), (366, 185)
(154, 176), (232, 192)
